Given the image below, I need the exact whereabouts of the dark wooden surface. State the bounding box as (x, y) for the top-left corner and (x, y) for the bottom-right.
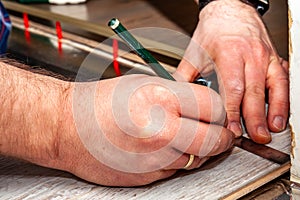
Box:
(4, 0), (288, 60)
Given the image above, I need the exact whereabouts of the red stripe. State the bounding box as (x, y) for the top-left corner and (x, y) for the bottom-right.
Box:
(23, 13), (29, 29)
(25, 29), (31, 43)
(56, 21), (63, 40)
(113, 39), (121, 76)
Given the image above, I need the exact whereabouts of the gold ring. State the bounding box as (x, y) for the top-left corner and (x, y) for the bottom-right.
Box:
(183, 154), (194, 169)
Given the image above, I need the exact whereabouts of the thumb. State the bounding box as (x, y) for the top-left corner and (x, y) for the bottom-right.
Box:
(174, 58), (199, 82)
(174, 39), (215, 82)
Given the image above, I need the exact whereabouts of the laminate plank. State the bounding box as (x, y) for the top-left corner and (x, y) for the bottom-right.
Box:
(0, 129), (290, 200)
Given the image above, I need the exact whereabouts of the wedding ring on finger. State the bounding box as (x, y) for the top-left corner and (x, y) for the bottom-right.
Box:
(183, 154), (195, 169)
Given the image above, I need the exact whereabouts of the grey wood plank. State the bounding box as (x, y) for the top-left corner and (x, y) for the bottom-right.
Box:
(0, 129), (290, 200)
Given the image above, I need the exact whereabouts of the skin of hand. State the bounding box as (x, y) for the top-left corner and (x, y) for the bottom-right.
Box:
(0, 62), (234, 186)
(174, 0), (289, 144)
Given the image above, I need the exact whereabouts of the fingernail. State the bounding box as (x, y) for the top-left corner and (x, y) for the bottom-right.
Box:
(228, 122), (242, 137)
(273, 116), (285, 131)
(257, 126), (270, 139)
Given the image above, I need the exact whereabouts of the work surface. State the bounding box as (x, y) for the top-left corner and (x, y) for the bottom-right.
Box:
(3, 0), (288, 60)
(0, 130), (290, 199)
(1, 0), (289, 199)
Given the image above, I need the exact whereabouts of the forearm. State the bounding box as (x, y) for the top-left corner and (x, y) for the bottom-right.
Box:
(0, 61), (70, 168)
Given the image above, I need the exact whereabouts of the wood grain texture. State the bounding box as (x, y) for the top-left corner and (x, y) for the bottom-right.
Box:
(8, 15), (177, 76)
(3, 0), (288, 60)
(0, 129), (290, 200)
(0, 0), (289, 199)
(3, 0), (193, 60)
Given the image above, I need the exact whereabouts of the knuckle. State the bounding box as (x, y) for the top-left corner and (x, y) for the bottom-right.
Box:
(226, 105), (241, 118)
(224, 79), (245, 97)
(229, 81), (245, 96)
(150, 84), (177, 105)
(135, 80), (173, 101)
(277, 74), (289, 84)
(251, 40), (269, 58)
(218, 37), (270, 64)
(271, 98), (289, 110)
(216, 36), (248, 54)
(246, 83), (265, 97)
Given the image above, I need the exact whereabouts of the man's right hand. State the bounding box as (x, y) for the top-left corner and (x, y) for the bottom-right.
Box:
(57, 74), (234, 186)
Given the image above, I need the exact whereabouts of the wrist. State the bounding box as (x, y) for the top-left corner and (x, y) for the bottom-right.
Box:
(52, 81), (79, 171)
(53, 79), (114, 175)
(0, 61), (72, 168)
(199, 0), (258, 21)
(193, 0), (268, 56)
(199, 0), (265, 17)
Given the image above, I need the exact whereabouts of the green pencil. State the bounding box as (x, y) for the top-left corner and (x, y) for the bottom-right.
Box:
(108, 18), (176, 81)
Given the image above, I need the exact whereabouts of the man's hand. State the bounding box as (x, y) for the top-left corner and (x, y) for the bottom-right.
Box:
(174, 0), (289, 144)
(58, 74), (234, 186)
(0, 61), (234, 187)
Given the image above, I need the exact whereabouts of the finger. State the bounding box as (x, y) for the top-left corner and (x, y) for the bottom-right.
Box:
(166, 80), (227, 124)
(279, 57), (289, 73)
(174, 58), (200, 82)
(174, 39), (215, 82)
(266, 60), (289, 132)
(183, 155), (210, 170)
(125, 76), (226, 131)
(194, 156), (210, 169)
(242, 62), (270, 144)
(214, 54), (245, 137)
(163, 153), (204, 170)
(171, 118), (234, 157)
